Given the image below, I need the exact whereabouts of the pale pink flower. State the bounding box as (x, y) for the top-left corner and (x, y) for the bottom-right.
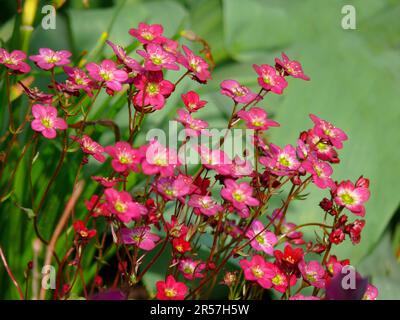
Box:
(29, 48), (71, 70)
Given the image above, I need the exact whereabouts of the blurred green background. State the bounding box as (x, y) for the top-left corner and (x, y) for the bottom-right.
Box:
(0, 0), (399, 299)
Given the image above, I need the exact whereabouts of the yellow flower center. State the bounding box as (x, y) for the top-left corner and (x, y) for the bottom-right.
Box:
(164, 288), (177, 297)
(41, 117), (53, 128)
(114, 201), (127, 213)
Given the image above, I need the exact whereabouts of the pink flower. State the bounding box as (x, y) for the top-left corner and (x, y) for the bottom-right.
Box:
(260, 144), (300, 176)
(178, 258), (205, 280)
(133, 71), (174, 110)
(245, 220), (277, 255)
(178, 45), (211, 82)
(129, 22), (164, 45)
(71, 135), (105, 162)
(302, 155), (335, 189)
(237, 107), (279, 131)
(362, 284), (378, 300)
(239, 255), (274, 289)
(310, 114), (348, 149)
(156, 275), (187, 300)
(154, 175), (192, 201)
(29, 48), (71, 70)
(298, 260), (326, 288)
(188, 195), (223, 216)
(268, 263), (291, 293)
(104, 188), (147, 223)
(137, 44), (178, 71)
(176, 109), (208, 136)
(334, 180), (370, 217)
(30, 104), (67, 139)
(306, 129), (340, 163)
(86, 59), (128, 92)
(121, 226), (160, 251)
(105, 141), (142, 173)
(160, 37), (179, 56)
(106, 40), (143, 74)
(275, 52), (310, 81)
(220, 80), (259, 104)
(196, 145), (232, 175)
(0, 48), (30, 73)
(165, 216), (188, 238)
(229, 156), (253, 178)
(181, 91), (207, 113)
(253, 64), (287, 94)
(221, 179), (259, 213)
(91, 176), (125, 188)
(63, 66), (93, 96)
(142, 139), (180, 176)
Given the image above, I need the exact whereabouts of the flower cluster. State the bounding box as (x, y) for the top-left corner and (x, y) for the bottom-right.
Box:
(0, 22), (377, 301)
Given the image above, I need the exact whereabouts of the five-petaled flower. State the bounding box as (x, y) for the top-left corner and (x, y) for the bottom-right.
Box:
(30, 48), (71, 70)
(30, 104), (67, 139)
(156, 275), (187, 300)
(0, 48), (31, 73)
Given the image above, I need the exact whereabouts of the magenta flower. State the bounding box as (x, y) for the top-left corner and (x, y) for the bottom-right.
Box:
(29, 48), (71, 70)
(221, 179), (259, 212)
(196, 145), (232, 175)
(268, 263), (291, 293)
(71, 135), (106, 162)
(181, 91), (207, 113)
(178, 258), (205, 280)
(310, 114), (348, 149)
(237, 107), (279, 131)
(160, 37), (179, 56)
(104, 188), (147, 223)
(176, 109), (209, 136)
(260, 143), (300, 176)
(298, 260), (326, 289)
(142, 139), (180, 177)
(63, 66), (93, 96)
(129, 22), (164, 45)
(307, 129), (339, 163)
(105, 141), (142, 173)
(363, 284), (378, 300)
(245, 220), (277, 255)
(253, 64), (287, 94)
(86, 59), (128, 92)
(137, 44), (178, 71)
(156, 275), (187, 300)
(239, 255), (274, 289)
(220, 80), (259, 104)
(334, 180), (370, 217)
(178, 45), (211, 82)
(155, 175), (191, 201)
(188, 195), (223, 216)
(133, 71), (174, 110)
(30, 104), (67, 139)
(302, 155), (335, 189)
(121, 226), (160, 251)
(0, 48), (30, 73)
(106, 40), (143, 74)
(91, 176), (125, 188)
(275, 52), (310, 81)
